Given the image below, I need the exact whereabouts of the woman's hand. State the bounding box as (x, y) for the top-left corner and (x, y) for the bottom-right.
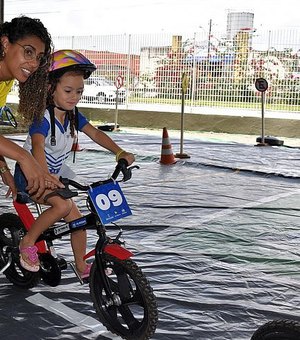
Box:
(0, 136), (64, 198)
(19, 156), (64, 198)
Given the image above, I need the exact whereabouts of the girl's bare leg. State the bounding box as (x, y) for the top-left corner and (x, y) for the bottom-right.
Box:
(64, 201), (87, 274)
(20, 193), (88, 274)
(19, 193), (73, 267)
(70, 229), (87, 274)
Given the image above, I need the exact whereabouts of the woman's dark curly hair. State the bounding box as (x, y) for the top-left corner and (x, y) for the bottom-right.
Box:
(0, 16), (53, 123)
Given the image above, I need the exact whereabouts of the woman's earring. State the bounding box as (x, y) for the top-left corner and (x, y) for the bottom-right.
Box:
(1, 50), (5, 58)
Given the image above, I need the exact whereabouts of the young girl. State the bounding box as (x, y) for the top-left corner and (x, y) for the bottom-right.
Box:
(14, 50), (135, 278)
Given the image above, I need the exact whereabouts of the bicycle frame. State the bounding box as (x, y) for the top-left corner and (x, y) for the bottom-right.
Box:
(12, 159), (137, 285)
(0, 161), (159, 339)
(13, 198), (133, 260)
(0, 160), (158, 340)
(13, 192), (133, 296)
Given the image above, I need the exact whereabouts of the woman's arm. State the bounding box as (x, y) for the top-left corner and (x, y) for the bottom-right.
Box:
(0, 135), (63, 197)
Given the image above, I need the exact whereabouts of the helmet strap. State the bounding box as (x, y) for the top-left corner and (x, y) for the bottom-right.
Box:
(48, 105), (56, 146)
(72, 107), (79, 163)
(54, 105), (67, 112)
(47, 105), (79, 163)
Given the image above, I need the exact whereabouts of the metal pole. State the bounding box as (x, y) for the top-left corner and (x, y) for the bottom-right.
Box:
(125, 34), (131, 108)
(190, 32), (197, 109)
(114, 89), (119, 131)
(255, 77), (268, 146)
(175, 73), (190, 159)
(179, 89), (184, 154)
(207, 19), (212, 59)
(261, 92), (265, 144)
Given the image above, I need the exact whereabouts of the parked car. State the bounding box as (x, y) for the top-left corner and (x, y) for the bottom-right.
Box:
(82, 76), (127, 104)
(135, 84), (158, 98)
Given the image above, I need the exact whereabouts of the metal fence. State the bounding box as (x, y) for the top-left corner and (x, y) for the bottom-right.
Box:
(10, 29), (300, 115)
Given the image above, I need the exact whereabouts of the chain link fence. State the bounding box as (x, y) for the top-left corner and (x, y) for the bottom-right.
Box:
(10, 29), (300, 115)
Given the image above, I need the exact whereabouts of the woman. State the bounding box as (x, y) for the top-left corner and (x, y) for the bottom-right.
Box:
(0, 16), (63, 198)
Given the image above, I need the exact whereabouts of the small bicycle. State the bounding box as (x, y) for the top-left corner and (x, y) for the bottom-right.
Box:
(0, 159), (158, 340)
(0, 105), (17, 128)
(251, 320), (300, 339)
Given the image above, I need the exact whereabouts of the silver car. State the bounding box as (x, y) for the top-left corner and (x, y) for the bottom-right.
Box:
(82, 76), (126, 104)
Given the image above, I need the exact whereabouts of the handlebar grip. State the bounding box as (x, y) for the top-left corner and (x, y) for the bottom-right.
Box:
(59, 177), (89, 191)
(118, 158), (129, 167)
(111, 159), (128, 180)
(59, 159), (138, 191)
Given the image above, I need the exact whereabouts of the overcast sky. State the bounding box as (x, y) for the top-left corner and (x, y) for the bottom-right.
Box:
(5, 0), (300, 37)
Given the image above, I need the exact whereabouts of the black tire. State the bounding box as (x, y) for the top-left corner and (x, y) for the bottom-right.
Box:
(0, 213), (39, 288)
(4, 107), (17, 128)
(251, 320), (300, 340)
(90, 254), (158, 340)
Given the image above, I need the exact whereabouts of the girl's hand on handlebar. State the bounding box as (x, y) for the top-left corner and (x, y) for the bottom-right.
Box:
(118, 151), (135, 166)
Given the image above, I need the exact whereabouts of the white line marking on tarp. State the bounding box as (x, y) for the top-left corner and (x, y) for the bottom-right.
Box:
(26, 293), (118, 338)
(140, 188), (300, 248)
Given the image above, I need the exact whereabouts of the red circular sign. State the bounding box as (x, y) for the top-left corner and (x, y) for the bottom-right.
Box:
(115, 75), (124, 89)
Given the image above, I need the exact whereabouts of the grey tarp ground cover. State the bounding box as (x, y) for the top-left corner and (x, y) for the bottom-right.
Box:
(0, 130), (300, 339)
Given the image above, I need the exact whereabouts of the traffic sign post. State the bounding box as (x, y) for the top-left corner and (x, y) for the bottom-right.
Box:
(114, 75), (124, 131)
(175, 72), (190, 159)
(255, 78), (268, 145)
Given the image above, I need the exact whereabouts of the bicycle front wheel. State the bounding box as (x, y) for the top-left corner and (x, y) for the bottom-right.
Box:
(90, 254), (158, 340)
(251, 320), (300, 340)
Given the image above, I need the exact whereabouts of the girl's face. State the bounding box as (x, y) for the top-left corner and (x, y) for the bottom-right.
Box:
(52, 72), (84, 110)
(1, 35), (46, 83)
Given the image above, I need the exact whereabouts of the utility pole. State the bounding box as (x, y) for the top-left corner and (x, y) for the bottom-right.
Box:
(207, 19), (212, 59)
(0, 0), (3, 24)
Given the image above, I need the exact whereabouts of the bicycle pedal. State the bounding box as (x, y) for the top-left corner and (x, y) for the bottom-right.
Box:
(57, 257), (68, 270)
(105, 267), (113, 276)
(69, 262), (84, 285)
(82, 277), (89, 284)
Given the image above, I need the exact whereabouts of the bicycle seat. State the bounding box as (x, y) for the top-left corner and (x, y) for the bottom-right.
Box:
(44, 188), (78, 203)
(15, 192), (33, 204)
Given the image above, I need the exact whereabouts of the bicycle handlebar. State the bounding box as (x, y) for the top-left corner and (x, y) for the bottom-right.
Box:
(59, 159), (139, 193)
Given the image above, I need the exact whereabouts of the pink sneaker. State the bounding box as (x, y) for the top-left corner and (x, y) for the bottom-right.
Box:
(19, 245), (40, 272)
(81, 263), (92, 280)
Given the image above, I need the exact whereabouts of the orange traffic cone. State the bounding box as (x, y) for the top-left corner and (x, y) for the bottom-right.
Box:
(160, 127), (177, 165)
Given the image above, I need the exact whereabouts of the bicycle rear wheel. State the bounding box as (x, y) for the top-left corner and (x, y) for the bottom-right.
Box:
(2, 106), (17, 128)
(251, 320), (300, 340)
(0, 213), (39, 288)
(90, 254), (158, 340)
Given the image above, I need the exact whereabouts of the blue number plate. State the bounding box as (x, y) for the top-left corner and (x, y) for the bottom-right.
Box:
(88, 181), (132, 224)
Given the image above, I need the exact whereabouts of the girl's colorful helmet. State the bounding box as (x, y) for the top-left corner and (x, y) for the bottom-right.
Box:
(49, 49), (96, 79)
